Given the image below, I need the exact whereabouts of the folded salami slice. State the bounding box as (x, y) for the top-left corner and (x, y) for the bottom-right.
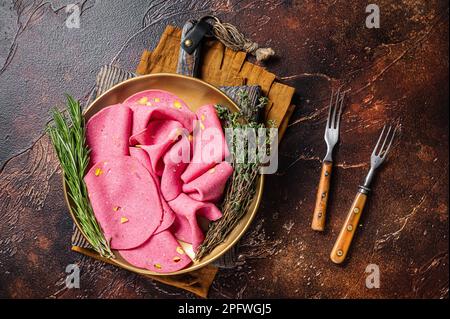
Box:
(183, 161), (233, 202)
(84, 156), (163, 249)
(129, 119), (183, 146)
(181, 104), (229, 183)
(119, 230), (191, 273)
(130, 121), (182, 175)
(168, 193), (222, 250)
(160, 135), (191, 201)
(86, 104), (132, 167)
(127, 103), (196, 136)
(128, 147), (175, 234)
(130, 115), (193, 175)
(128, 146), (154, 176)
(158, 203), (176, 233)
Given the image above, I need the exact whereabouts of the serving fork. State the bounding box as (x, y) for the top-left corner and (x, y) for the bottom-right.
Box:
(330, 124), (399, 264)
(311, 87), (346, 231)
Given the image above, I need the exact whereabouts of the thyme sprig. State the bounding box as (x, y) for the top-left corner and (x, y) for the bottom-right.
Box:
(195, 91), (273, 260)
(47, 95), (113, 258)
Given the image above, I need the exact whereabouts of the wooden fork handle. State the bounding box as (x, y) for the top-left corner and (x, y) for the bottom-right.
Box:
(330, 190), (368, 264)
(311, 161), (333, 231)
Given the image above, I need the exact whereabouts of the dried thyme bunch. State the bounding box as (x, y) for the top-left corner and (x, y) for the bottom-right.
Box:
(47, 96), (113, 258)
(195, 91), (272, 260)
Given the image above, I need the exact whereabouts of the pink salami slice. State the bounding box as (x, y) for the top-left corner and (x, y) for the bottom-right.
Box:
(124, 89), (190, 113)
(170, 214), (195, 246)
(84, 156), (163, 249)
(128, 146), (154, 176)
(129, 119), (183, 146)
(119, 230), (191, 273)
(86, 104), (132, 168)
(168, 193), (222, 250)
(160, 135), (191, 201)
(129, 118), (188, 175)
(157, 201), (176, 234)
(128, 147), (175, 234)
(183, 161), (233, 202)
(181, 104), (229, 183)
(125, 100), (196, 135)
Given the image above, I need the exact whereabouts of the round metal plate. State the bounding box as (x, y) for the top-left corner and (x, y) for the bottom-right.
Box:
(64, 73), (264, 275)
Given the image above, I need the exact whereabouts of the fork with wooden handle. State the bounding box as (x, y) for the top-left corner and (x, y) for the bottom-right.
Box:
(330, 124), (399, 264)
(311, 87), (345, 231)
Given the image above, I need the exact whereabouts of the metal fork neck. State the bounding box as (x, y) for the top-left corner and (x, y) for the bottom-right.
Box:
(323, 144), (333, 162)
(362, 167), (376, 189)
(358, 185), (371, 194)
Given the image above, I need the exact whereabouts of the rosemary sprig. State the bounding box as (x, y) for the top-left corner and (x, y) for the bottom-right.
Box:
(195, 91), (271, 260)
(47, 95), (113, 258)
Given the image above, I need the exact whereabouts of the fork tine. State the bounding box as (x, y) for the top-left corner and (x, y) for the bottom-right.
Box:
(378, 125), (392, 155)
(372, 125), (386, 156)
(331, 86), (342, 128)
(326, 88), (335, 128)
(335, 91), (346, 129)
(380, 124), (398, 158)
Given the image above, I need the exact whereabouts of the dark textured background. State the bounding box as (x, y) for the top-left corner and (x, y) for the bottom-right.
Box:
(0, 0), (448, 298)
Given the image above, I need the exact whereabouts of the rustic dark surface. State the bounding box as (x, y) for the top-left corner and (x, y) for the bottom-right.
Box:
(0, 0), (448, 299)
